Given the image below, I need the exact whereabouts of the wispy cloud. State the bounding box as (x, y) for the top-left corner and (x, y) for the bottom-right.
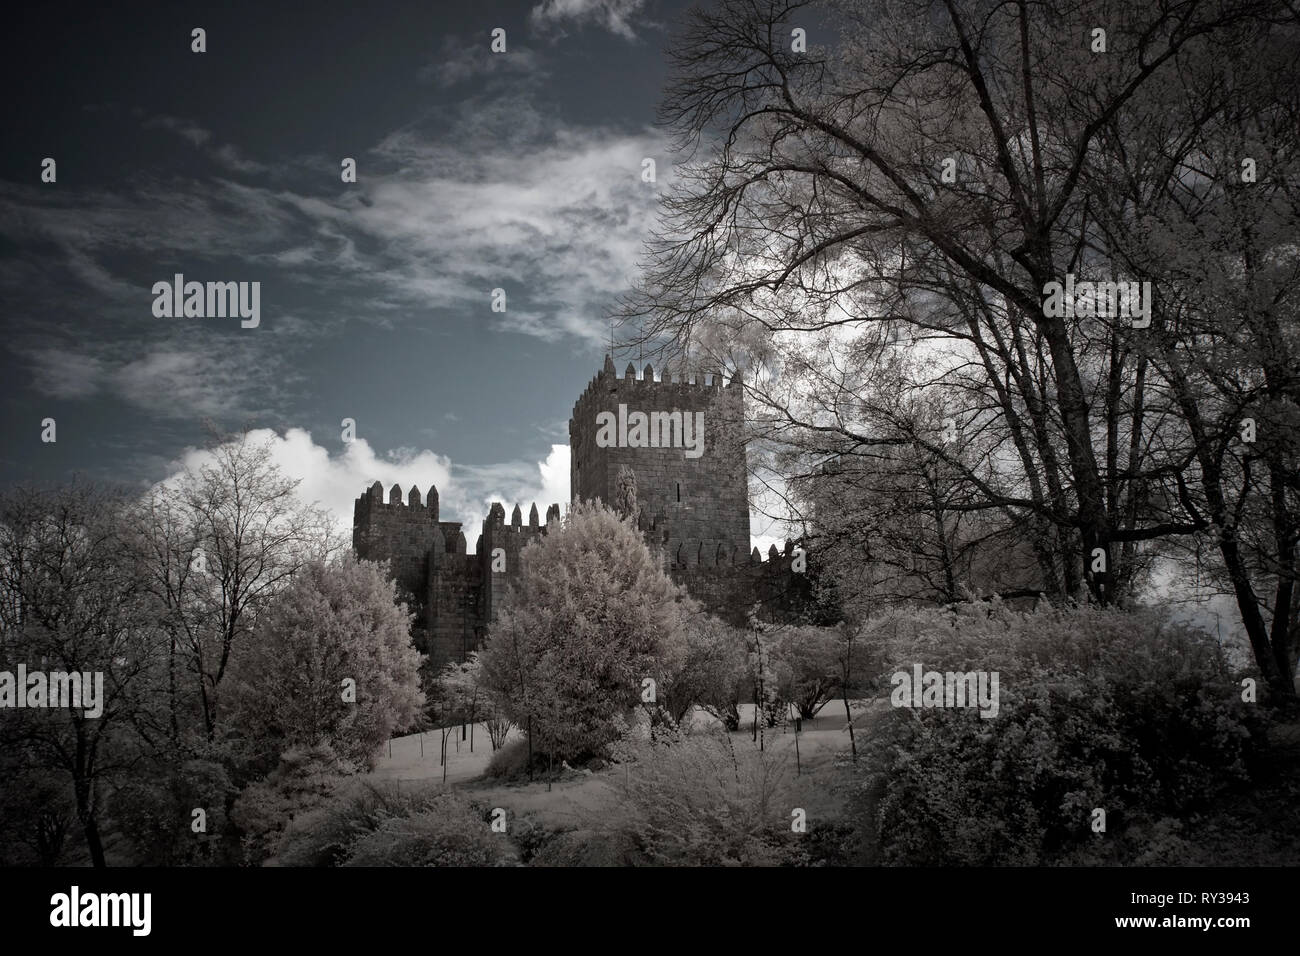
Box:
(2, 87), (669, 429)
(530, 0), (650, 40)
(22, 348), (104, 400)
(142, 114), (268, 174)
(20, 336), (297, 422)
(142, 114), (211, 147)
(419, 36), (548, 88)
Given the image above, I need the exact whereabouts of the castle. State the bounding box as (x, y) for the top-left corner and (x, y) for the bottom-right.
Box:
(353, 356), (812, 666)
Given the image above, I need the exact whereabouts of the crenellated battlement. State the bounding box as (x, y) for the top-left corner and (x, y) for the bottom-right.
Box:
(482, 500), (561, 535)
(655, 537), (801, 569)
(572, 355), (742, 411)
(358, 480), (442, 521)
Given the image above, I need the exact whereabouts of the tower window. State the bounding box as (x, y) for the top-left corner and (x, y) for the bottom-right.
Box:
(676, 482), (681, 502)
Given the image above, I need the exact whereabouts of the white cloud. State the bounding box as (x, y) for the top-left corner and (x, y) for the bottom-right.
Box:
(357, 117), (670, 343)
(158, 430), (784, 559)
(530, 0), (648, 39)
(0, 103), (670, 350)
(159, 428), (570, 551)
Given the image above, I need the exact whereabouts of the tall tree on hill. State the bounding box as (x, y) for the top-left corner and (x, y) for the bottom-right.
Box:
(621, 0), (1299, 700)
(136, 429), (340, 741)
(479, 501), (691, 763)
(224, 554), (424, 772)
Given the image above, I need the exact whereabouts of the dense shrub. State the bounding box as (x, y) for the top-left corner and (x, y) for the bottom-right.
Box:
(342, 804), (512, 866)
(853, 602), (1270, 865)
(502, 814), (554, 864)
(479, 501), (690, 763)
(611, 732), (806, 866)
(483, 739), (534, 781)
(229, 744), (351, 865)
(275, 781), (511, 866)
(112, 758), (235, 865)
(529, 829), (643, 866)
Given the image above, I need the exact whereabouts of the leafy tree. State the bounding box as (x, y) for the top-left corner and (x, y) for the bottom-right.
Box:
(772, 626), (848, 720)
(480, 501), (691, 763)
(224, 554), (424, 771)
(228, 743), (350, 865)
(423, 653), (487, 782)
(0, 764), (76, 865)
(741, 619), (786, 744)
(661, 612), (749, 727)
(431, 651), (514, 752)
(0, 482), (167, 866)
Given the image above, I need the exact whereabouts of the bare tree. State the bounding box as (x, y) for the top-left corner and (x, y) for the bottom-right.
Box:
(620, 0), (1298, 699)
(138, 429), (340, 739)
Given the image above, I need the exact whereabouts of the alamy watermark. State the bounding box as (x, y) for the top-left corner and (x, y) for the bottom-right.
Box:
(890, 663), (999, 718)
(595, 405), (705, 459)
(0, 665), (103, 718)
(1042, 274), (1151, 327)
(50, 886), (150, 936)
(152, 273), (260, 328)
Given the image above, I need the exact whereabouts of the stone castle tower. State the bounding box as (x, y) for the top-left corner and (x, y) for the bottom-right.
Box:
(353, 357), (810, 667)
(570, 355), (750, 565)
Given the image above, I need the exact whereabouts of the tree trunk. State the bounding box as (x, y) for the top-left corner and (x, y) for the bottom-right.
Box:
(73, 777), (105, 868)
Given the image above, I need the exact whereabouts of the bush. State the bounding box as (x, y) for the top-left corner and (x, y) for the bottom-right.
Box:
(502, 814), (554, 864)
(229, 744), (352, 865)
(276, 781), (512, 866)
(112, 758), (235, 866)
(274, 780), (410, 867)
(611, 732), (806, 866)
(483, 739), (534, 781)
(343, 804), (512, 866)
(529, 829), (642, 867)
(852, 602), (1271, 865)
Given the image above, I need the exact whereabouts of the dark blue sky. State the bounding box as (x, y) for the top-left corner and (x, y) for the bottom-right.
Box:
(0, 0), (702, 533)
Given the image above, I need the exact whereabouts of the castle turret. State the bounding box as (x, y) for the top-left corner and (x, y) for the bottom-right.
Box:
(569, 357), (750, 565)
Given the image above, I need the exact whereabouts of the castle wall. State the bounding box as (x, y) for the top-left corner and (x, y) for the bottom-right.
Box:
(479, 502), (558, 626)
(426, 550), (481, 670)
(352, 481), (459, 639)
(351, 358), (825, 666)
(351, 484), (562, 665)
(664, 542), (815, 627)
